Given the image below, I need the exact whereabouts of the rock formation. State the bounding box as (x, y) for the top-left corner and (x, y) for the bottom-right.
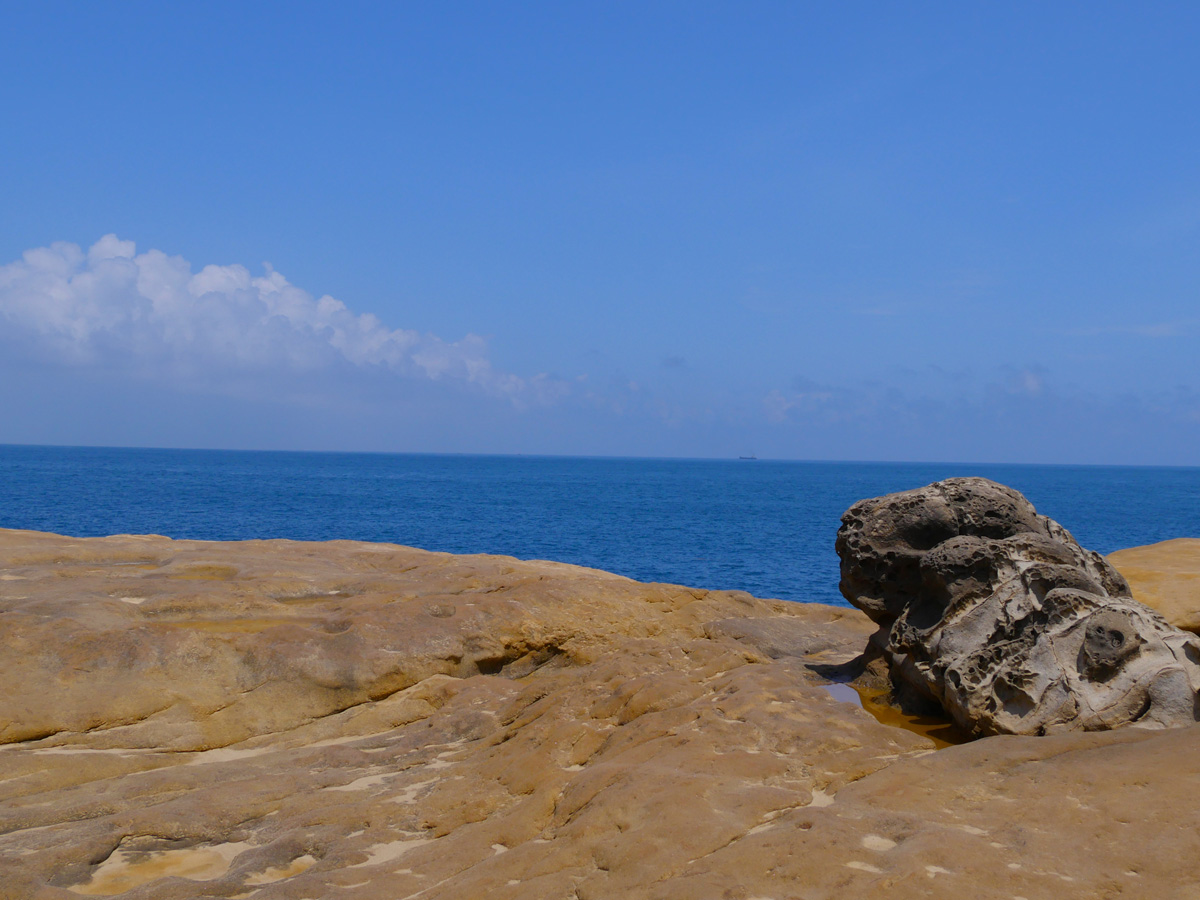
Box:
(837, 477), (1200, 737)
(1109, 538), (1200, 634)
(3, 526), (1200, 898)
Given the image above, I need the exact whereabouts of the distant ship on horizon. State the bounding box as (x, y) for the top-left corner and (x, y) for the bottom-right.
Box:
(739, 454), (757, 460)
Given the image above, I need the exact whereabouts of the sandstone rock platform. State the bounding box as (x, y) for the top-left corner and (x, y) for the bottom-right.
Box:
(2, 528), (1199, 899)
(1110, 538), (1200, 635)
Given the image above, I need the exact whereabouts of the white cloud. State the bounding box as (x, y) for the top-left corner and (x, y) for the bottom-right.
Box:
(1066, 320), (1195, 339)
(1019, 370), (1042, 396)
(763, 387), (835, 423)
(0, 236), (566, 405)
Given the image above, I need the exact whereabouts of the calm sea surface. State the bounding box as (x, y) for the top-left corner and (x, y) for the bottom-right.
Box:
(2, 445), (1198, 607)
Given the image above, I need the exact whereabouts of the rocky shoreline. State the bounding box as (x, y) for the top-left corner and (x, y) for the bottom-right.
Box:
(1, 511), (1198, 898)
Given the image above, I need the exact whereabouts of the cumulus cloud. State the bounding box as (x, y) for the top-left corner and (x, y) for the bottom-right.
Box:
(0, 235), (567, 405)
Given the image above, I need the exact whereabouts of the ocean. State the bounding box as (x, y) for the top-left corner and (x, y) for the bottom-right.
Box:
(1, 444), (1198, 607)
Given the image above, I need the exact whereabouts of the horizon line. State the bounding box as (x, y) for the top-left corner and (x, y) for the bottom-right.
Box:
(2, 441), (1197, 472)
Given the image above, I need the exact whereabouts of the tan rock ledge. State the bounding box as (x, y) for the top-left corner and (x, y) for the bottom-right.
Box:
(1, 528), (1198, 899)
(1110, 538), (1200, 635)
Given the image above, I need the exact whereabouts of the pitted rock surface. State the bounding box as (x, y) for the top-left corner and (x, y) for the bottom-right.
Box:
(837, 477), (1200, 736)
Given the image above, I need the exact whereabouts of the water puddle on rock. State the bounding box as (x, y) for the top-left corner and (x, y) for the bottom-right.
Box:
(68, 841), (250, 895)
(820, 682), (968, 749)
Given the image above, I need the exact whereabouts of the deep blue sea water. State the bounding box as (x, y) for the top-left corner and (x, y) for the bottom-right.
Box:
(2, 445), (1198, 607)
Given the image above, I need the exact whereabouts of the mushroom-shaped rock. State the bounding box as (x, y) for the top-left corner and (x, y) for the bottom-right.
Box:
(836, 477), (1200, 737)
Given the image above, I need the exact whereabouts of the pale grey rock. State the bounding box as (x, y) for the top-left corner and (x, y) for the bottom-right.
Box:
(837, 477), (1200, 736)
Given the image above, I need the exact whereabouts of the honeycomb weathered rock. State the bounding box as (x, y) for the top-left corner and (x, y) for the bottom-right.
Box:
(837, 477), (1200, 736)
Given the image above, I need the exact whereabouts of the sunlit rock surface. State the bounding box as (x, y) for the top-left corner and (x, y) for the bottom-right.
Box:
(837, 478), (1200, 737)
(1110, 538), (1200, 635)
(2, 528), (1199, 899)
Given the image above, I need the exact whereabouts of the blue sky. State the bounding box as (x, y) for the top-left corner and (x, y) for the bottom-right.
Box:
(2, 3), (1198, 463)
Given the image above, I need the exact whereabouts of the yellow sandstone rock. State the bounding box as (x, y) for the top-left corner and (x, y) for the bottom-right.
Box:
(1, 529), (1198, 899)
(1110, 538), (1200, 634)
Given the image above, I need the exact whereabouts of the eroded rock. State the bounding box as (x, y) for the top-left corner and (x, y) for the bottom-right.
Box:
(837, 477), (1200, 736)
(3, 527), (1200, 899)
